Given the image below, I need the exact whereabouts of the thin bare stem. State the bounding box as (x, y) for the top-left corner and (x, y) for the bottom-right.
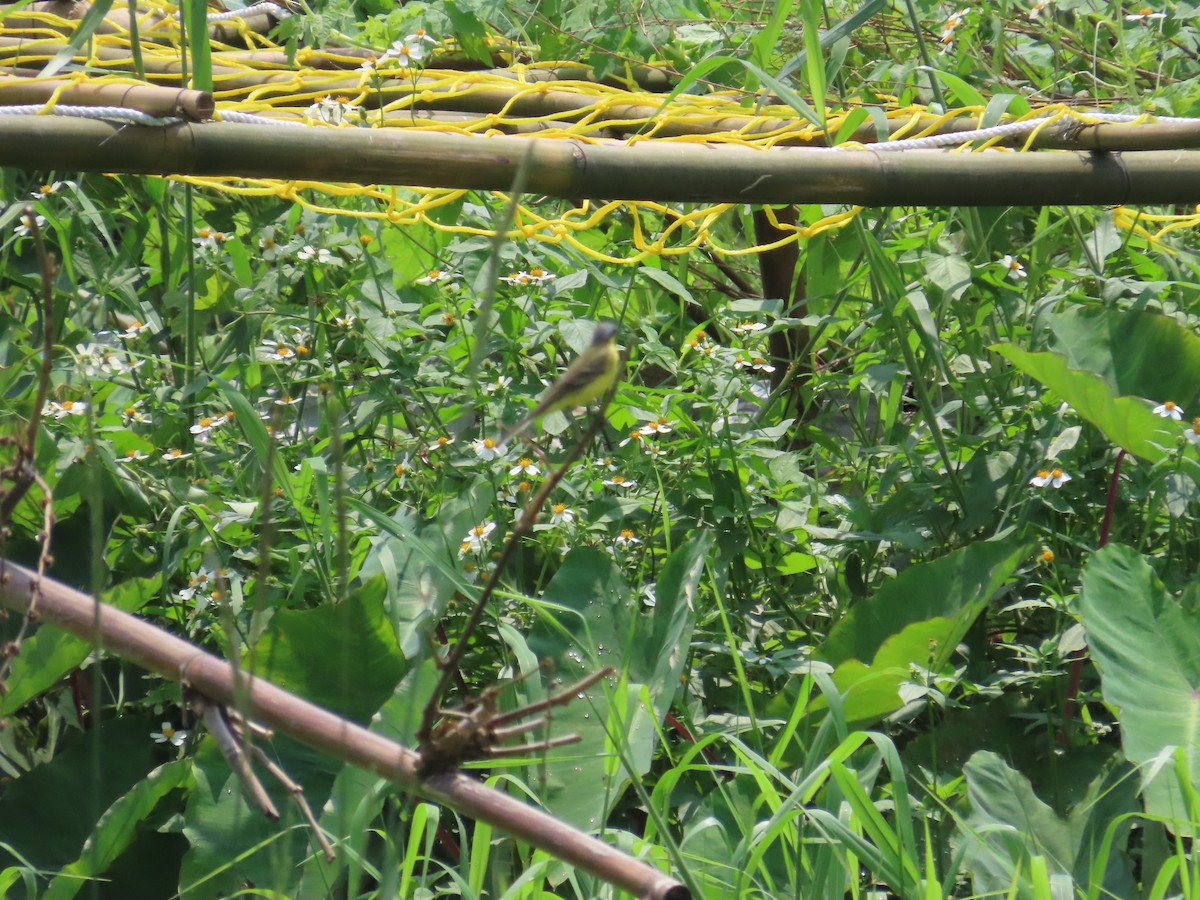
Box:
(417, 381), (620, 747)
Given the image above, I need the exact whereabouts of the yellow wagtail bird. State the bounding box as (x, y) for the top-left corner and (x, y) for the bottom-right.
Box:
(498, 322), (621, 447)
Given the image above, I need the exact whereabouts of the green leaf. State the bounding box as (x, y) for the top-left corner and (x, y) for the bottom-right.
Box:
(214, 377), (296, 503)
(779, 0), (888, 75)
(43, 760), (193, 900)
(526, 535), (707, 828)
(814, 539), (1026, 724)
(750, 0), (796, 74)
(924, 254), (972, 298)
(296, 661), (442, 897)
(743, 61), (824, 130)
(798, 0), (827, 133)
(919, 67), (986, 108)
(251, 574), (408, 723)
(181, 732), (338, 896)
(982, 93), (1031, 127)
(992, 344), (1191, 465)
(833, 107), (870, 145)
(0, 718), (162, 870)
(444, 0), (492, 64)
(1079, 545), (1200, 834)
(0, 576), (159, 716)
(1047, 307), (1200, 408)
(821, 538), (1026, 668)
(958, 751), (1076, 896)
(638, 265), (693, 303)
(957, 750), (1138, 899)
(40, 0), (113, 78)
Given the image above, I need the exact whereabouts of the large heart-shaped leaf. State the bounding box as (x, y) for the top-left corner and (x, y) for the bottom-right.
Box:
(1079, 544), (1200, 833)
(993, 344), (1190, 465)
(526, 533), (709, 828)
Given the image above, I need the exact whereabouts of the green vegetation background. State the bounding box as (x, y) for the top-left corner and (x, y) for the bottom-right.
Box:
(4, 0), (1200, 897)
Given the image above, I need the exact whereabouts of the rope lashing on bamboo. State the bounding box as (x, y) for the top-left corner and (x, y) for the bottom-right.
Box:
(202, 2), (293, 24)
(10, 99), (1199, 151)
(3, 0), (1198, 256)
(0, 102), (176, 125)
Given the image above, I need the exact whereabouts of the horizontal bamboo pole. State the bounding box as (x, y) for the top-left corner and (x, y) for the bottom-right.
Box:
(0, 115), (1197, 205)
(0, 39), (1030, 147)
(0, 74), (213, 119)
(0, 0), (279, 40)
(0, 559), (690, 900)
(1041, 119), (1200, 151)
(4, 35), (1192, 151)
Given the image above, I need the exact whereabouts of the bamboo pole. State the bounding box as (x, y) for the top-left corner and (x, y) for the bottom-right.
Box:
(2, 35), (1193, 150)
(0, 559), (690, 900)
(0, 115), (1197, 205)
(0, 74), (213, 119)
(0, 0), (279, 40)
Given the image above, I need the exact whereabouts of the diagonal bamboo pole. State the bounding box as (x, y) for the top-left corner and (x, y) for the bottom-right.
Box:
(0, 115), (1197, 205)
(0, 559), (691, 900)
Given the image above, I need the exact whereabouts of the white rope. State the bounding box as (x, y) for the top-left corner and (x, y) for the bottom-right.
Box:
(870, 110), (1200, 151)
(0, 104), (178, 126)
(205, 2), (292, 23)
(872, 119), (1045, 151)
(218, 110), (306, 126)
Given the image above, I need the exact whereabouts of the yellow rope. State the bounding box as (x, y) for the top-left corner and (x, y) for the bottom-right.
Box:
(0, 2), (1183, 260)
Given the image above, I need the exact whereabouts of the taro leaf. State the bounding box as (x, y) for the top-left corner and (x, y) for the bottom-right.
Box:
(527, 534), (709, 829)
(958, 751), (1138, 899)
(992, 344), (1188, 465)
(42, 760), (193, 900)
(0, 575), (159, 716)
(0, 717), (160, 870)
(821, 538), (1025, 668)
(181, 733), (339, 898)
(815, 538), (1026, 725)
(1079, 544), (1200, 834)
(251, 573), (407, 724)
(1047, 307), (1200, 407)
(958, 751), (1077, 896)
(353, 501), (468, 659)
(296, 661), (441, 899)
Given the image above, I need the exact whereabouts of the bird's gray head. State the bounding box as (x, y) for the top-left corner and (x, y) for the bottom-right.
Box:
(592, 322), (619, 344)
